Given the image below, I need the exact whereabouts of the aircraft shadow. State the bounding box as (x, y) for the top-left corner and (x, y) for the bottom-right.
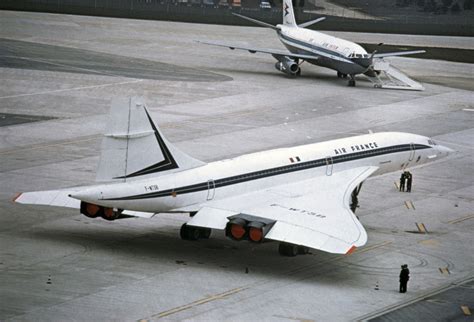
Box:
(29, 225), (360, 284)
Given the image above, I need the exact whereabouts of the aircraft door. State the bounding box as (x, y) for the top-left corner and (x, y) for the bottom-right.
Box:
(207, 179), (215, 200)
(408, 143), (415, 162)
(325, 156), (333, 176)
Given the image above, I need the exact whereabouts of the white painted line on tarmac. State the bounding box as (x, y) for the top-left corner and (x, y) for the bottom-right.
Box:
(462, 108), (474, 112)
(0, 79), (143, 99)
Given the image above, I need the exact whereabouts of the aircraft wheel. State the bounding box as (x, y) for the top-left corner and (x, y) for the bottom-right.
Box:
(181, 224), (209, 240)
(278, 242), (298, 257)
(296, 68), (301, 76)
(348, 79), (356, 87)
(180, 223), (190, 240)
(297, 246), (310, 255)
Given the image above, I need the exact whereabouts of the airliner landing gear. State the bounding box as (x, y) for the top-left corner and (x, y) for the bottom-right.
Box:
(337, 71), (347, 78)
(350, 182), (364, 213)
(348, 74), (356, 87)
(180, 223), (211, 241)
(278, 242), (310, 257)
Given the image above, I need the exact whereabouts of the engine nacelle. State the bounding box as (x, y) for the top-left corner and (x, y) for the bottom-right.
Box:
(80, 201), (120, 221)
(225, 217), (247, 241)
(225, 215), (275, 243)
(274, 56), (300, 76)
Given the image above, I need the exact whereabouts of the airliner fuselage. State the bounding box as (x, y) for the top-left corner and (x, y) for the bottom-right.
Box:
(72, 132), (450, 213)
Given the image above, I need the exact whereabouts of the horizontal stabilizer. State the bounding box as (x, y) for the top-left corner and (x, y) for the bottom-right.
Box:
(298, 17), (326, 28)
(13, 190), (80, 209)
(232, 13), (279, 30)
(374, 50), (425, 58)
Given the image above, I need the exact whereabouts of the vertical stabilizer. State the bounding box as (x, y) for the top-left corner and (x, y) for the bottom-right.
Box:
(283, 0), (297, 27)
(96, 97), (205, 182)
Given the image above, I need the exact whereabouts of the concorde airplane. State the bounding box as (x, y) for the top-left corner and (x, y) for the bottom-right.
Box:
(15, 98), (452, 256)
(199, 0), (426, 90)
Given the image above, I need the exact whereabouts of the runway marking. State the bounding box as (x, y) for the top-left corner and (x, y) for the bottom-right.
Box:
(461, 305), (472, 316)
(405, 200), (415, 210)
(439, 267), (450, 275)
(394, 181), (400, 190)
(144, 287), (247, 320)
(462, 108), (474, 112)
(416, 222), (428, 233)
(447, 213), (474, 224)
(0, 79), (143, 100)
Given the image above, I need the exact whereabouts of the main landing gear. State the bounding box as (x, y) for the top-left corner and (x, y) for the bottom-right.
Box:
(337, 72), (356, 87)
(350, 182), (364, 213)
(180, 223), (211, 241)
(337, 71), (348, 79)
(278, 242), (310, 257)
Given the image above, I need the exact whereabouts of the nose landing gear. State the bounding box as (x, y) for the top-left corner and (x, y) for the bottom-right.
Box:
(348, 74), (356, 87)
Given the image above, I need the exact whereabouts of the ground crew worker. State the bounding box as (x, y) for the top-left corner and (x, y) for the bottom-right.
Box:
(399, 264), (410, 293)
(406, 171), (413, 192)
(399, 172), (406, 192)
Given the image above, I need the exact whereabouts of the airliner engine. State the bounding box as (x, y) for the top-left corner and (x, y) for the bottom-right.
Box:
(274, 56), (300, 76)
(80, 201), (120, 221)
(225, 215), (275, 243)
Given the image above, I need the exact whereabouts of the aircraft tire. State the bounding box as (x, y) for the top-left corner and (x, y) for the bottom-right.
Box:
(180, 223), (190, 240)
(348, 79), (356, 87)
(278, 242), (298, 257)
(297, 246), (310, 255)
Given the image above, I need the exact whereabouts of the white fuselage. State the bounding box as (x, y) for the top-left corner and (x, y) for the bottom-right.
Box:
(73, 132), (450, 214)
(277, 25), (370, 75)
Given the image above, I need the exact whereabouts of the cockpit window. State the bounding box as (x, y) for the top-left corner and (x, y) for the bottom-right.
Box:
(428, 139), (437, 146)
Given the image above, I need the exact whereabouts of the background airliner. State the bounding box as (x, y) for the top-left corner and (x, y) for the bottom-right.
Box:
(15, 98), (452, 256)
(199, 0), (426, 90)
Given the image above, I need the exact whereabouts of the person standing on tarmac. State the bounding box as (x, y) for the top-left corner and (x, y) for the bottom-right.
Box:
(399, 264), (410, 293)
(406, 171), (413, 192)
(399, 172), (406, 192)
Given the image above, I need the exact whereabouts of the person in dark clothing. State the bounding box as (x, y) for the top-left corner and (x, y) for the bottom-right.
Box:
(406, 171), (413, 192)
(399, 264), (410, 293)
(399, 172), (406, 192)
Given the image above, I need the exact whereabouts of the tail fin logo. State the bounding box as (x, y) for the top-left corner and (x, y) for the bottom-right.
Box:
(284, 3), (289, 16)
(114, 109), (179, 179)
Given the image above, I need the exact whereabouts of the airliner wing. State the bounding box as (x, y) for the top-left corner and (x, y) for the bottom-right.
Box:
(14, 189), (156, 219)
(197, 40), (320, 61)
(14, 189), (81, 209)
(186, 166), (378, 254)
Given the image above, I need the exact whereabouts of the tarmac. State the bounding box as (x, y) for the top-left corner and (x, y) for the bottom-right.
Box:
(0, 10), (473, 322)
